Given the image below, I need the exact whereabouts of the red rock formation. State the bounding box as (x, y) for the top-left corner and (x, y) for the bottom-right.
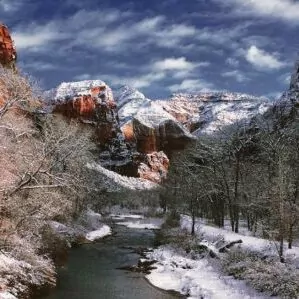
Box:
(155, 96), (201, 132)
(52, 83), (181, 184)
(0, 24), (17, 70)
(122, 121), (135, 143)
(133, 116), (194, 156)
(138, 151), (169, 183)
(53, 86), (120, 145)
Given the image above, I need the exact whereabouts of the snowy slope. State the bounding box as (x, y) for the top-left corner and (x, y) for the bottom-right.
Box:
(49, 80), (107, 100)
(114, 86), (151, 125)
(158, 92), (271, 135)
(86, 162), (158, 190)
(115, 87), (272, 135)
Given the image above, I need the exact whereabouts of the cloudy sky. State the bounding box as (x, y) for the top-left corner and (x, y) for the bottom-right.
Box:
(1, 0), (298, 98)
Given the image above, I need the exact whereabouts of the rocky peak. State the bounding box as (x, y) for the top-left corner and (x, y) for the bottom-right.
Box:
(114, 85), (151, 126)
(155, 92), (271, 135)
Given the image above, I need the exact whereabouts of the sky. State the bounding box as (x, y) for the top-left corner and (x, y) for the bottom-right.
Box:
(1, 0), (299, 99)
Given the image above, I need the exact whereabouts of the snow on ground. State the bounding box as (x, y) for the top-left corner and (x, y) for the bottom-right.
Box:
(87, 162), (158, 190)
(110, 214), (144, 220)
(0, 292), (17, 299)
(180, 215), (299, 262)
(49, 209), (112, 243)
(146, 246), (271, 299)
(85, 225), (112, 241)
(115, 216), (164, 230)
(0, 251), (55, 299)
(116, 221), (161, 230)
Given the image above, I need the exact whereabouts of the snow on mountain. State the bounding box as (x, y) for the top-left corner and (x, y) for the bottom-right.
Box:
(51, 80), (107, 100)
(115, 87), (272, 136)
(159, 92), (271, 135)
(157, 93), (270, 134)
(114, 86), (151, 125)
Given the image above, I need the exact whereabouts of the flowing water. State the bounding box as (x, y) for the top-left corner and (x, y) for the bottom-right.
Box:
(41, 224), (182, 299)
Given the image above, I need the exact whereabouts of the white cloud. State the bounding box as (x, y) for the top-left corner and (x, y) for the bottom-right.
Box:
(74, 73), (92, 81)
(169, 79), (214, 92)
(19, 61), (58, 71)
(153, 57), (195, 71)
(222, 70), (248, 83)
(13, 10), (197, 54)
(215, 0), (299, 23)
(78, 71), (166, 89)
(226, 57), (239, 67)
(245, 46), (286, 70)
(0, 0), (22, 12)
(195, 23), (251, 49)
(13, 24), (64, 50)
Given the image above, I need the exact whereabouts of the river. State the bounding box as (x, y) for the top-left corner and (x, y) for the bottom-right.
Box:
(41, 223), (183, 299)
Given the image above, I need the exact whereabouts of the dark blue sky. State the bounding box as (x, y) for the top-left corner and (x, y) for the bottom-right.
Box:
(1, 0), (298, 98)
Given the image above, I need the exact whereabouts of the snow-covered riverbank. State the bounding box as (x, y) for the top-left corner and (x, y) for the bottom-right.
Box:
(142, 215), (299, 299)
(0, 209), (112, 299)
(146, 246), (271, 299)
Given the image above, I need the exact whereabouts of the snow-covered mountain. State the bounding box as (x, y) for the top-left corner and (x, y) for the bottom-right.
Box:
(157, 92), (271, 135)
(114, 87), (272, 135)
(114, 85), (151, 125)
(46, 80), (107, 101)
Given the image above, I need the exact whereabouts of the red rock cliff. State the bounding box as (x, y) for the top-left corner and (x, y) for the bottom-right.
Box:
(0, 24), (17, 70)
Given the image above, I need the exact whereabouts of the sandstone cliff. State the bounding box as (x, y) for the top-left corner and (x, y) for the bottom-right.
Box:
(0, 24), (17, 70)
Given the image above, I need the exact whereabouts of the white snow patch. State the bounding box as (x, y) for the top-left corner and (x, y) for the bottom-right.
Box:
(180, 215), (299, 261)
(110, 214), (144, 220)
(87, 162), (158, 190)
(54, 80), (106, 99)
(0, 292), (17, 299)
(146, 246), (270, 299)
(85, 225), (112, 241)
(116, 221), (161, 230)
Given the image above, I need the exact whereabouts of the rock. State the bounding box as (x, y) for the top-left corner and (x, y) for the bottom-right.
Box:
(133, 104), (194, 155)
(0, 24), (17, 70)
(122, 121), (135, 143)
(138, 151), (169, 183)
(156, 92), (271, 135)
(51, 80), (134, 173)
(114, 85), (151, 126)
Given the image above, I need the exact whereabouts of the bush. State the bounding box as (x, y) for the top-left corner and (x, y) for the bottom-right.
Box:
(163, 210), (180, 228)
(223, 249), (299, 298)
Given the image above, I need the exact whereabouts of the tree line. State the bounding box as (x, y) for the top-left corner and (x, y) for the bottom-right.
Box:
(161, 101), (299, 262)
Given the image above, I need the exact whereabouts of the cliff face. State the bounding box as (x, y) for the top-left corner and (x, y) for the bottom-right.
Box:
(50, 82), (272, 184)
(259, 61), (299, 130)
(52, 81), (134, 173)
(50, 81), (176, 183)
(132, 104), (194, 155)
(0, 24), (17, 70)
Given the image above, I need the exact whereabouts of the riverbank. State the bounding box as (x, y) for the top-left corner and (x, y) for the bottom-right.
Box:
(0, 209), (112, 299)
(142, 215), (299, 299)
(39, 221), (180, 299)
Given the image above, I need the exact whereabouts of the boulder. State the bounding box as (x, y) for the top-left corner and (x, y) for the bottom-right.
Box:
(138, 151), (169, 183)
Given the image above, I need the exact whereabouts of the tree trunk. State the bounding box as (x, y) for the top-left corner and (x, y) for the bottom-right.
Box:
(288, 223), (294, 249)
(279, 234), (285, 263)
(233, 155), (240, 234)
(191, 211), (195, 236)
